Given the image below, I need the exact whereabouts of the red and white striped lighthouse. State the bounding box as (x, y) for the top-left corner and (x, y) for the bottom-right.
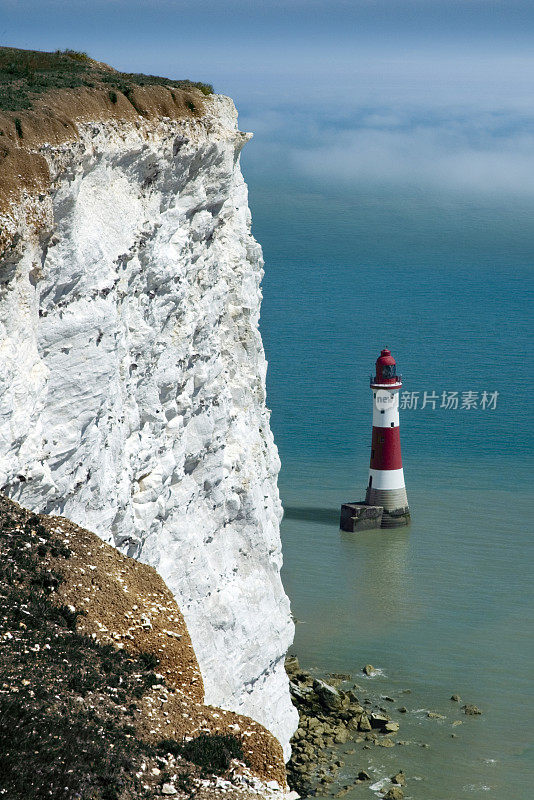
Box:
(365, 348), (409, 521)
(340, 347), (410, 531)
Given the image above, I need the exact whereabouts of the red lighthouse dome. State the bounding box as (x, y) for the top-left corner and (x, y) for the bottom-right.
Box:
(371, 348), (402, 388)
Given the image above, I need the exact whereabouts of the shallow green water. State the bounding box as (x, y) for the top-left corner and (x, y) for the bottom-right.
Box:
(250, 185), (534, 799)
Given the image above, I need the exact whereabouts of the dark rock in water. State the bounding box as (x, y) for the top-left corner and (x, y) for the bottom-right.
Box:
(312, 678), (343, 710)
(383, 787), (404, 800)
(391, 771), (406, 786)
(398, 706), (407, 713)
(370, 712), (390, 728)
(358, 770), (371, 781)
(383, 696), (395, 703)
(427, 712), (446, 719)
(451, 694), (461, 702)
(462, 704), (482, 715)
(363, 664), (375, 676)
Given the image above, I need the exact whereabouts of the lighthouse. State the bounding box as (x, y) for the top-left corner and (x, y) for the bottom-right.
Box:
(340, 348), (411, 531)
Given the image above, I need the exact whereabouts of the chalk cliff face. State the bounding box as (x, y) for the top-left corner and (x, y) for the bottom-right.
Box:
(0, 94), (297, 757)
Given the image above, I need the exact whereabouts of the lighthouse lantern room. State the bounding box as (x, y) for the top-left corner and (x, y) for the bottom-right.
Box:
(340, 348), (411, 532)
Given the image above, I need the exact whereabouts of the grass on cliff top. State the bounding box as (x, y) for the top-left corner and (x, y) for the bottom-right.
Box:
(0, 46), (213, 112)
(0, 496), (242, 800)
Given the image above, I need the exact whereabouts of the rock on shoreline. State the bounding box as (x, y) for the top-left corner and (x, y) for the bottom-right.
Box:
(285, 656), (402, 797)
(284, 656), (484, 799)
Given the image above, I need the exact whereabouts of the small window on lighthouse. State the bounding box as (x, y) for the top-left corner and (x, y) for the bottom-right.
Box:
(381, 410), (385, 414)
(390, 422), (394, 427)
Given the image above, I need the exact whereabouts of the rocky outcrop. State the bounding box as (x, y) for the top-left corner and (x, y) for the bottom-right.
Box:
(0, 64), (297, 757)
(285, 657), (402, 796)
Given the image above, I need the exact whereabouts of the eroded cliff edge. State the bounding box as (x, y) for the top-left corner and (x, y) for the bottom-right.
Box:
(0, 54), (298, 758)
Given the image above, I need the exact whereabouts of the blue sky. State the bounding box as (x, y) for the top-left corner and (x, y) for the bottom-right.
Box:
(2, 1), (534, 198)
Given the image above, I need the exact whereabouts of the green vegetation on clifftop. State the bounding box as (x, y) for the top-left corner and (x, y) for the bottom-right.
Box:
(0, 46), (213, 112)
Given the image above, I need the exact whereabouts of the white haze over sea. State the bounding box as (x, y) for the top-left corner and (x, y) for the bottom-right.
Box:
(235, 48), (534, 200)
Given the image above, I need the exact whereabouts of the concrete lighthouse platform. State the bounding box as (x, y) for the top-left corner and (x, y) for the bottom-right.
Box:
(340, 501), (410, 532)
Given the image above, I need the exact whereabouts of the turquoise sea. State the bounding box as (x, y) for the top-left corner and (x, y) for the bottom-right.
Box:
(247, 179), (533, 799)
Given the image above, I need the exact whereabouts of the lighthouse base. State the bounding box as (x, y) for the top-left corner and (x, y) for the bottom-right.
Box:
(340, 502), (410, 532)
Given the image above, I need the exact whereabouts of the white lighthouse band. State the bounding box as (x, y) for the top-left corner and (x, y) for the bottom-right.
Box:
(372, 390), (399, 428)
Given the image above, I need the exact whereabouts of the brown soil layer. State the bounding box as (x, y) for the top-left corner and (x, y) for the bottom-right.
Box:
(0, 494), (286, 792)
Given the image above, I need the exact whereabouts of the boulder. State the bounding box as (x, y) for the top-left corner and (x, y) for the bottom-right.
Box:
(358, 713), (372, 732)
(363, 664), (375, 676)
(358, 771), (371, 781)
(289, 683), (312, 704)
(451, 694), (461, 702)
(384, 721), (400, 733)
(383, 787), (404, 800)
(313, 678), (343, 711)
(462, 704), (482, 715)
(391, 771), (406, 786)
(398, 706), (407, 713)
(334, 729), (349, 744)
(285, 655), (300, 674)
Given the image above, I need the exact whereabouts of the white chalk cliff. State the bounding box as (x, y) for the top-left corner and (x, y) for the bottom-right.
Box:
(0, 94), (297, 757)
